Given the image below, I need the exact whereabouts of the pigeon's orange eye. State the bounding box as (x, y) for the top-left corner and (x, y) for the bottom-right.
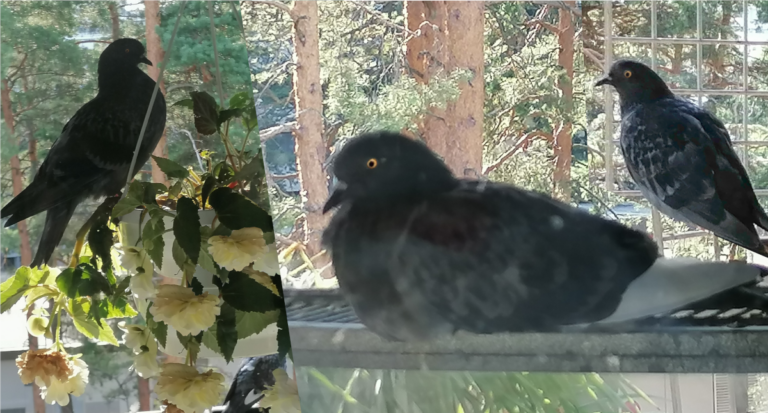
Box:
(366, 158), (378, 169)
(624, 70), (632, 78)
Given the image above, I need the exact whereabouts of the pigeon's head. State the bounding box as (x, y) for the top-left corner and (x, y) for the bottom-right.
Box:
(595, 59), (673, 103)
(322, 131), (458, 213)
(100, 38), (152, 67)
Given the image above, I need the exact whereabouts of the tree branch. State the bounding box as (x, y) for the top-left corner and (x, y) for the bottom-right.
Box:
(75, 40), (112, 45)
(526, 18), (561, 35)
(483, 131), (554, 175)
(251, 1), (295, 20)
(259, 122), (296, 143)
(356, 4), (417, 36)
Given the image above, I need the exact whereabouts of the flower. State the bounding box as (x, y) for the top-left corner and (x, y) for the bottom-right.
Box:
(155, 363), (226, 413)
(251, 243), (280, 275)
(208, 227), (275, 271)
(150, 285), (220, 336)
(134, 348), (160, 378)
(27, 315), (49, 337)
(121, 246), (153, 274)
(119, 323), (157, 354)
(40, 357), (89, 406)
(16, 350), (89, 406)
(259, 368), (301, 413)
(129, 270), (156, 300)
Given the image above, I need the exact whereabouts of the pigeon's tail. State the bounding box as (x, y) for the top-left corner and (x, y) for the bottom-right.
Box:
(31, 200), (78, 268)
(1, 180), (57, 228)
(593, 257), (766, 325)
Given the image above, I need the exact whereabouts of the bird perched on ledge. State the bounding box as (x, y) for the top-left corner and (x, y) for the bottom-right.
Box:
(321, 131), (768, 342)
(1, 38), (166, 267)
(596, 59), (768, 258)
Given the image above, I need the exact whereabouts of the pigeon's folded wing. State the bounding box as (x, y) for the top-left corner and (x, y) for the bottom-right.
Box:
(369, 183), (658, 332)
(625, 108), (760, 247)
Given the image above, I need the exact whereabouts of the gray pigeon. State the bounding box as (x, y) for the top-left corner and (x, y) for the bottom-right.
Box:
(222, 354), (287, 413)
(1, 38), (166, 267)
(597, 59), (768, 257)
(321, 131), (768, 341)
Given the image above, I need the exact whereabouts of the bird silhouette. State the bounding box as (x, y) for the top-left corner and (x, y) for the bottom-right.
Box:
(1, 38), (166, 267)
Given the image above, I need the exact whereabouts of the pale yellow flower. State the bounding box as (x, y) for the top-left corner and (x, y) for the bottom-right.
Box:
(39, 357), (88, 406)
(150, 285), (220, 336)
(259, 368), (302, 413)
(251, 244), (280, 275)
(133, 348), (160, 378)
(130, 270), (156, 300)
(120, 246), (153, 273)
(208, 227), (275, 271)
(155, 363), (226, 413)
(119, 323), (158, 354)
(17, 350), (89, 406)
(27, 315), (49, 337)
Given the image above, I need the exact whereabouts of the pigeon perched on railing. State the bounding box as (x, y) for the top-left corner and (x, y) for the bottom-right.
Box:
(596, 59), (768, 257)
(321, 131), (768, 341)
(221, 354), (287, 413)
(1, 38), (166, 267)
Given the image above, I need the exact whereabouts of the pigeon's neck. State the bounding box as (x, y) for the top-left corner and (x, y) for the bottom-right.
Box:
(98, 61), (146, 93)
(618, 87), (674, 116)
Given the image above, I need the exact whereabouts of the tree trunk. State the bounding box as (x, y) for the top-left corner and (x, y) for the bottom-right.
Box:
(405, 1), (484, 177)
(138, 376), (151, 411)
(108, 2), (121, 40)
(3, 78), (44, 413)
(144, 0), (169, 186)
(291, 1), (331, 276)
(553, 2), (575, 202)
(442, 2), (484, 177)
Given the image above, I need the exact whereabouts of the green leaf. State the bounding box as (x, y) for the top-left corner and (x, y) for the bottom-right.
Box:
(112, 197), (141, 218)
(277, 308), (291, 361)
(67, 298), (118, 345)
(87, 219), (114, 273)
(22, 286), (57, 311)
(172, 98), (194, 109)
(218, 108), (243, 128)
(225, 155), (265, 185)
(101, 296), (138, 319)
(197, 247), (217, 275)
(236, 309), (279, 339)
(208, 187), (273, 232)
(146, 303), (167, 348)
(56, 268), (81, 299)
(173, 197), (201, 264)
(57, 264), (111, 298)
(190, 91), (219, 135)
(190, 277), (204, 295)
(201, 328), (222, 355)
(151, 155), (190, 180)
(216, 302), (238, 362)
(228, 91), (250, 109)
(220, 271), (277, 313)
(176, 331), (203, 364)
(168, 180), (184, 198)
(142, 213), (165, 270)
(127, 180), (145, 201)
(200, 175), (217, 209)
(0, 266), (52, 312)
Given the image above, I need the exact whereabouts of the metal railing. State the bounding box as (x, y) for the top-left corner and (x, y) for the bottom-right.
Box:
(603, 0), (768, 260)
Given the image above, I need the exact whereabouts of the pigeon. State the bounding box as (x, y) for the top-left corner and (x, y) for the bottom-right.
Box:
(321, 131), (768, 341)
(1, 38), (166, 267)
(596, 59), (768, 257)
(222, 354), (288, 413)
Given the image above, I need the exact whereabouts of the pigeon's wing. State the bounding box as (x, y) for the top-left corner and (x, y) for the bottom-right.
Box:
(622, 105), (762, 249)
(354, 182), (659, 334)
(692, 108), (768, 231)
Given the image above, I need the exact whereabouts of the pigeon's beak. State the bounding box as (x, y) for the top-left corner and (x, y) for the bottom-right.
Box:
(323, 182), (347, 214)
(140, 56), (153, 66)
(595, 75), (612, 87)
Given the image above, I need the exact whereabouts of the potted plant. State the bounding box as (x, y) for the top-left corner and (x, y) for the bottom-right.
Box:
(1, 90), (292, 413)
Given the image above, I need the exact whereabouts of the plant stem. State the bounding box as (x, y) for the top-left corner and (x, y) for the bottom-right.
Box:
(55, 307), (62, 351)
(69, 196), (120, 267)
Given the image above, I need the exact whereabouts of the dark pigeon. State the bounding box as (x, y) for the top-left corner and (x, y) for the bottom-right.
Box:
(1, 38), (166, 267)
(222, 354), (287, 413)
(321, 131), (768, 341)
(596, 59), (768, 257)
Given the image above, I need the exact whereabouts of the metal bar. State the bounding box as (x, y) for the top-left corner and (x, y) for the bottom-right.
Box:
(615, 189), (768, 197)
(612, 139), (768, 147)
(612, 37), (768, 46)
(288, 323), (768, 373)
(604, 0), (615, 192)
(650, 0), (665, 253)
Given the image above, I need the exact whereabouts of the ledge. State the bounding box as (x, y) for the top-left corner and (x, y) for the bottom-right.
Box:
(284, 288), (768, 373)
